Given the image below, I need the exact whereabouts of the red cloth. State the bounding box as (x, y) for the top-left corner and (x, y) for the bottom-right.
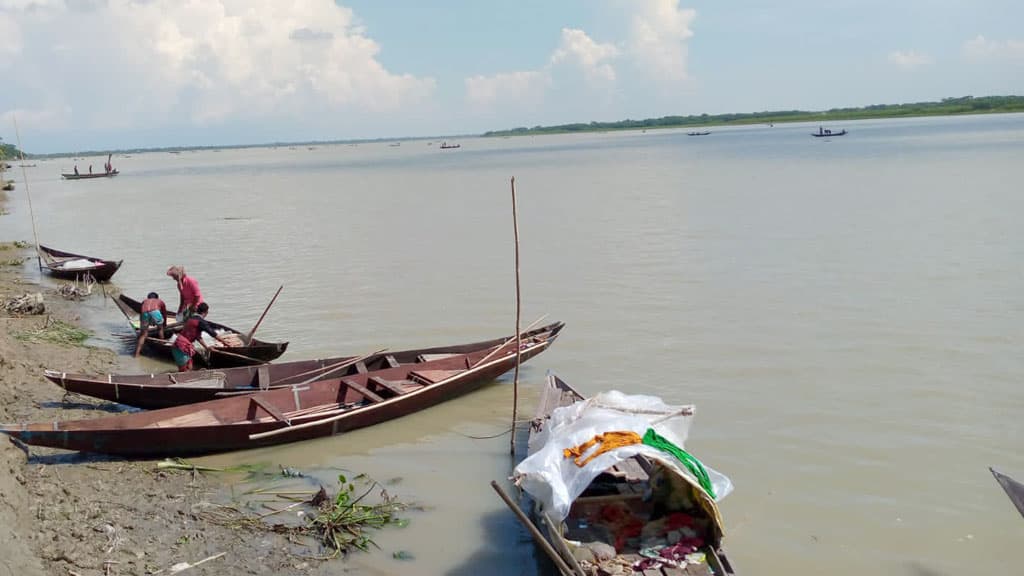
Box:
(178, 275), (203, 309)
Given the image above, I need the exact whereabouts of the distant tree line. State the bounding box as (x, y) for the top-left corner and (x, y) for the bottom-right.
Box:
(482, 95), (1024, 137)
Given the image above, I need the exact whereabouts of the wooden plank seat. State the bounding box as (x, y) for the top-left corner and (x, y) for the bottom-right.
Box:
(383, 354), (401, 368)
(252, 395), (290, 424)
(408, 369), (464, 386)
(342, 379), (384, 403)
(367, 376), (416, 397)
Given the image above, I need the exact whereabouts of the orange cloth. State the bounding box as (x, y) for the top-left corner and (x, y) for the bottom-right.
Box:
(563, 431), (643, 467)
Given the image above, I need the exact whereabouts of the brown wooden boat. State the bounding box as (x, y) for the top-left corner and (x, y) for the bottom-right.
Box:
(113, 294), (288, 367)
(515, 374), (737, 576)
(1, 323), (563, 456)
(38, 245), (123, 282)
(44, 322), (566, 409)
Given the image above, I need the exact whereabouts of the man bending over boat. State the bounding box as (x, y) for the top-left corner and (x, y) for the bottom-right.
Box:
(172, 302), (231, 371)
(134, 292), (167, 358)
(166, 265), (203, 319)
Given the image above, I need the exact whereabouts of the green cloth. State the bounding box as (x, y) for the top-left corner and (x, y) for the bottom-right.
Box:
(641, 428), (716, 499)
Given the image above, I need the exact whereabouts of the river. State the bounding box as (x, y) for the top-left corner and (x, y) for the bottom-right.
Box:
(3, 113), (1023, 575)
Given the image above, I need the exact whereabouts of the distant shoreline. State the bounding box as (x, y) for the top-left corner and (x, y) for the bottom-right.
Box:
(17, 95), (1024, 158)
(482, 95), (1024, 137)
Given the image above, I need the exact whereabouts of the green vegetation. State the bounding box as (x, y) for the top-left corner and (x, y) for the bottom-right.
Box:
(482, 95), (1024, 137)
(15, 318), (91, 346)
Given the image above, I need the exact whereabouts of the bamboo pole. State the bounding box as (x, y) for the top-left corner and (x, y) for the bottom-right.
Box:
(12, 117), (41, 272)
(246, 284), (283, 342)
(510, 176), (522, 455)
(490, 480), (577, 576)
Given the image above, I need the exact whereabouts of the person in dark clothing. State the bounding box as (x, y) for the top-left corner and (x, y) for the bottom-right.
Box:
(171, 302), (231, 371)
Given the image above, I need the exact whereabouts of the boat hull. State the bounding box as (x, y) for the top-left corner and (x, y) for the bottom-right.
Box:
(38, 245), (123, 282)
(4, 328), (562, 456)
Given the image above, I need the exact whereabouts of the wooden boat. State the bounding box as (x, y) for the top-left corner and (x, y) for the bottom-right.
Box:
(2, 181), (13, 191)
(811, 129), (847, 137)
(38, 245), (123, 282)
(440, 142), (461, 149)
(61, 170), (119, 180)
(113, 294), (289, 367)
(44, 322), (566, 409)
(512, 375), (737, 576)
(1, 323), (563, 456)
(990, 467), (1024, 519)
(687, 131), (711, 136)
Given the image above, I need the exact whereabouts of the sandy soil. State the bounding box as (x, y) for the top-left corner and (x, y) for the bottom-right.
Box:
(0, 240), (351, 575)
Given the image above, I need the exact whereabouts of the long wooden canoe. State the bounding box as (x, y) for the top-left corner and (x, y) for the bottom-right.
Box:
(1, 323), (563, 456)
(38, 245), (123, 282)
(113, 294), (288, 367)
(517, 374), (737, 576)
(44, 322), (566, 409)
(61, 170), (119, 180)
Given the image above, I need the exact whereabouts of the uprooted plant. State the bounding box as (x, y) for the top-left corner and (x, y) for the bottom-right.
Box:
(305, 474), (409, 556)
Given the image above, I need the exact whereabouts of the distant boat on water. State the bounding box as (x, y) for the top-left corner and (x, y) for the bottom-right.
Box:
(62, 154), (119, 180)
(812, 127), (847, 137)
(440, 142), (461, 149)
(688, 130), (711, 136)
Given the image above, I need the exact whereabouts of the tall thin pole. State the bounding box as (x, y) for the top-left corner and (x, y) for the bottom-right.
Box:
(13, 116), (42, 271)
(510, 177), (522, 455)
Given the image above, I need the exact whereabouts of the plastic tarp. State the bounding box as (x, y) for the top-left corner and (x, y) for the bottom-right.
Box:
(514, 390), (733, 523)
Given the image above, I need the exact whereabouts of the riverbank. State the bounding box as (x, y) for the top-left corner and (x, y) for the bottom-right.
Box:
(0, 241), (346, 575)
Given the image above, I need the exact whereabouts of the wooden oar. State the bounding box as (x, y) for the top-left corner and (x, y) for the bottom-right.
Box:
(246, 284), (283, 342)
(214, 350), (387, 397)
(470, 314), (548, 370)
(293, 349), (387, 387)
(273, 349), (386, 386)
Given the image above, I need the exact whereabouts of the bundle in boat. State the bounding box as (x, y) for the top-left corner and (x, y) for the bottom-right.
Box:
(3, 322), (564, 456)
(509, 374), (738, 576)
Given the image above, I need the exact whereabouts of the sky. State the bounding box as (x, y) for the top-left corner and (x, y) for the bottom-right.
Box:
(0, 0), (1022, 153)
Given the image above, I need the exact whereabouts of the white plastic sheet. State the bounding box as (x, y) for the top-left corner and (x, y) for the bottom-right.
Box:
(514, 391), (733, 523)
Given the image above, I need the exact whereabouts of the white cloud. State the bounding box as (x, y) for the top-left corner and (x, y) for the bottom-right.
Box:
(888, 50), (932, 69)
(465, 71), (549, 112)
(963, 35), (1024, 61)
(1, 0), (435, 136)
(628, 0), (696, 82)
(550, 28), (620, 82)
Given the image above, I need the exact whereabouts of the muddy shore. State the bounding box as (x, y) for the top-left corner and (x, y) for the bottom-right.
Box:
(0, 235), (355, 574)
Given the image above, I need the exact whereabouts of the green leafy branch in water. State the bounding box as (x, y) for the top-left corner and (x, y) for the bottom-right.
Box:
(14, 318), (90, 346)
(306, 474), (409, 557)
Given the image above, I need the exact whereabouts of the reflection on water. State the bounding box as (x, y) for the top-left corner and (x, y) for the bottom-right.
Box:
(3, 114), (1024, 575)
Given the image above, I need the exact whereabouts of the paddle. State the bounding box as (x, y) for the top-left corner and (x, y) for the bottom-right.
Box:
(275, 349), (388, 387)
(490, 480), (581, 576)
(246, 285), (283, 342)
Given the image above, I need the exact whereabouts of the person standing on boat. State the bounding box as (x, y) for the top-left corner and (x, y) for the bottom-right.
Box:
(166, 265), (203, 319)
(73, 165), (79, 175)
(134, 292), (167, 357)
(172, 302), (230, 371)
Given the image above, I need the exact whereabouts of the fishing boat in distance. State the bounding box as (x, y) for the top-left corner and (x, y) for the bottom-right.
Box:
(113, 294), (289, 367)
(687, 131), (711, 136)
(440, 141), (461, 149)
(812, 127), (847, 137)
(43, 322), (566, 409)
(38, 245), (123, 282)
(508, 374), (737, 576)
(62, 153), (120, 179)
(2, 323), (564, 456)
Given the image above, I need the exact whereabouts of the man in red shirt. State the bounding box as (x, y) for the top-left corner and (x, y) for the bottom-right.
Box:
(166, 265), (204, 319)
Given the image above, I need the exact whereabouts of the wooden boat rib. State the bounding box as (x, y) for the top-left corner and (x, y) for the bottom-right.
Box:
(113, 294), (288, 367)
(1, 323), (563, 456)
(38, 245), (123, 282)
(44, 322), (566, 409)
(518, 374), (736, 576)
(61, 170), (119, 180)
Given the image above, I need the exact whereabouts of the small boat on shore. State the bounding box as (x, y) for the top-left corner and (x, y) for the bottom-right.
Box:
(2, 323), (564, 456)
(44, 322), (565, 409)
(38, 245), (123, 282)
(509, 374), (737, 576)
(113, 294), (289, 367)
